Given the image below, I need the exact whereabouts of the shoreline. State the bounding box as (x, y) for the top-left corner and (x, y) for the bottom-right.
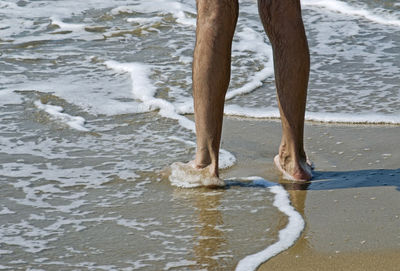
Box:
(221, 112), (400, 126)
(218, 116), (400, 270)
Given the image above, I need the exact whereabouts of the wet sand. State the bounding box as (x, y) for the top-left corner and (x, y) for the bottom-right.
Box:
(219, 117), (400, 270)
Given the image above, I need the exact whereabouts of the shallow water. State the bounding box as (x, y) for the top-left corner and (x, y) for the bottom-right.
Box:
(1, 0), (399, 270)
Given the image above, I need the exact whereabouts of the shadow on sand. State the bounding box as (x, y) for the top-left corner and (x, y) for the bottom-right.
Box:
(225, 168), (400, 191)
(301, 168), (400, 191)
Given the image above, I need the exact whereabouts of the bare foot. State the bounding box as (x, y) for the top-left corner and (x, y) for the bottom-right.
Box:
(274, 155), (312, 181)
(169, 161), (225, 188)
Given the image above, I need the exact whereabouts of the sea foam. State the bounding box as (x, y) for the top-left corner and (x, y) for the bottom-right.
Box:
(50, 17), (86, 31)
(235, 178), (305, 271)
(224, 104), (400, 125)
(105, 60), (195, 132)
(111, 0), (196, 26)
(169, 136), (237, 170)
(169, 161), (225, 188)
(34, 100), (89, 131)
(303, 0), (400, 27)
(106, 60), (237, 169)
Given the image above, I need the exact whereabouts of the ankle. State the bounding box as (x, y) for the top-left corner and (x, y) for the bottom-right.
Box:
(194, 150), (211, 169)
(192, 159), (219, 178)
(279, 141), (306, 164)
(194, 158), (210, 169)
(277, 146), (312, 181)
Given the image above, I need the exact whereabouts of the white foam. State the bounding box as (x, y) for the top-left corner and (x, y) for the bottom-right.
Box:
(50, 17), (85, 32)
(0, 1), (110, 43)
(34, 100), (89, 131)
(0, 231), (53, 253)
(164, 259), (197, 270)
(111, 1), (196, 26)
(104, 61), (156, 101)
(0, 249), (13, 255)
(169, 162), (225, 188)
(225, 66), (274, 101)
(0, 90), (23, 105)
(226, 27), (274, 100)
(168, 136), (195, 147)
(43, 216), (117, 233)
(0, 207), (15, 215)
(225, 23), (275, 100)
(105, 60), (195, 132)
(306, 112), (400, 124)
(224, 104), (400, 124)
(219, 148), (237, 169)
(236, 180), (305, 271)
(106, 60), (237, 169)
(303, 0), (400, 27)
(127, 17), (163, 24)
(174, 100), (194, 115)
(224, 104), (280, 119)
(29, 214), (46, 221)
(116, 218), (161, 231)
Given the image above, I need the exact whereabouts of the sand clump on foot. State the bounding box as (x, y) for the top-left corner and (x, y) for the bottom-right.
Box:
(274, 155), (313, 182)
(169, 161), (225, 188)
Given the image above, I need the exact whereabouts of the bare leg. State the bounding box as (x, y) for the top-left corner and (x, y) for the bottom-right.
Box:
(169, 0), (238, 188)
(193, 0), (239, 177)
(258, 0), (312, 181)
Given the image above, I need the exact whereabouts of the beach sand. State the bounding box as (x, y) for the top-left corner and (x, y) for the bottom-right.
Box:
(218, 117), (400, 270)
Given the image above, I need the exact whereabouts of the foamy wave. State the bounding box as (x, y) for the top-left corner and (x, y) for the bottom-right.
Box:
(127, 16), (164, 24)
(303, 0), (400, 27)
(50, 17), (85, 31)
(169, 162), (225, 188)
(105, 60), (237, 169)
(235, 178), (304, 271)
(227, 25), (274, 100)
(105, 60), (195, 131)
(164, 260), (197, 270)
(104, 61), (157, 101)
(0, 207), (15, 215)
(167, 21), (275, 111)
(306, 112), (400, 124)
(224, 104), (400, 125)
(225, 65), (274, 100)
(219, 148), (237, 169)
(111, 0), (196, 26)
(116, 218), (161, 231)
(0, 89), (23, 105)
(34, 100), (89, 131)
(224, 104), (280, 119)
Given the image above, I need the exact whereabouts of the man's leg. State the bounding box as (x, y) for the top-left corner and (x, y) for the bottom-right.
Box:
(193, 0), (239, 177)
(258, 0), (312, 181)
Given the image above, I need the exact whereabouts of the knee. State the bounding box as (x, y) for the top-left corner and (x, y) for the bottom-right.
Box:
(258, 0), (303, 36)
(197, 0), (239, 28)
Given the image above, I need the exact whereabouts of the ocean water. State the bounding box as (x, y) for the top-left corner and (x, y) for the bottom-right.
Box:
(0, 0), (399, 270)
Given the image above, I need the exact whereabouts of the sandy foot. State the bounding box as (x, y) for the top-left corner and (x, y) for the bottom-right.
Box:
(274, 155), (313, 181)
(169, 161), (225, 188)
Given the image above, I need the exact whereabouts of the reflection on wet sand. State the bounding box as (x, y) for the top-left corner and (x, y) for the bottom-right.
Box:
(279, 181), (311, 254)
(280, 181), (310, 215)
(192, 190), (227, 269)
(171, 179), (309, 270)
(172, 188), (230, 270)
(260, 174), (400, 271)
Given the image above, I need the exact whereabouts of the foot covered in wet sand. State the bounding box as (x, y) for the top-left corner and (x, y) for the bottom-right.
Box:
(169, 161), (225, 188)
(274, 155), (313, 182)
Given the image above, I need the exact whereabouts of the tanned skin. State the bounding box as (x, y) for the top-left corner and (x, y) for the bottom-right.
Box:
(191, 0), (312, 182)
